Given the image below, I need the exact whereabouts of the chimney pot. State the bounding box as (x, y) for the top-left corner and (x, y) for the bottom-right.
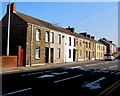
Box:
(66, 26), (74, 32)
(7, 3), (16, 13)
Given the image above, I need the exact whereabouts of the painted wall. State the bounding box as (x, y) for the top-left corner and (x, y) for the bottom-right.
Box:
(64, 33), (76, 62)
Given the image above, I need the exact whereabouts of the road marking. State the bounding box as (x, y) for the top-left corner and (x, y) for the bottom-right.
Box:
(109, 65), (118, 69)
(101, 68), (106, 70)
(85, 64), (97, 67)
(52, 72), (68, 75)
(21, 70), (53, 76)
(2, 88), (32, 96)
(70, 66), (81, 68)
(54, 74), (84, 83)
(97, 80), (120, 96)
(21, 71), (44, 76)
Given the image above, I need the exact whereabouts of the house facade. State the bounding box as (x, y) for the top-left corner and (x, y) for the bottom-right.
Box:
(1, 3), (109, 68)
(95, 42), (106, 60)
(98, 38), (117, 55)
(64, 33), (76, 62)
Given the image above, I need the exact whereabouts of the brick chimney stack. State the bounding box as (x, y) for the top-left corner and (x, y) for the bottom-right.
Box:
(7, 3), (16, 13)
(66, 26), (75, 32)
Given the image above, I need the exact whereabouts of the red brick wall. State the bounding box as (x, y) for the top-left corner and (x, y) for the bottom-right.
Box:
(0, 56), (18, 68)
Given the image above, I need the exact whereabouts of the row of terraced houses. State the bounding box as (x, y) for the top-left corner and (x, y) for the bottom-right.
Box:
(1, 3), (117, 67)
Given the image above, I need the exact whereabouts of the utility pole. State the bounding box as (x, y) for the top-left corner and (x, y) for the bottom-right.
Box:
(7, 0), (11, 56)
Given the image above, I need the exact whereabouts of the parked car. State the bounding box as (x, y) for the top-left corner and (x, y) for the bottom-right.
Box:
(104, 54), (115, 61)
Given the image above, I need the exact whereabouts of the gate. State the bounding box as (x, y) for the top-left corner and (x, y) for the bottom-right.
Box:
(18, 46), (24, 67)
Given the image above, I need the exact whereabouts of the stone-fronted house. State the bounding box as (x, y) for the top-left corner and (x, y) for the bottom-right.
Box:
(98, 38), (117, 55)
(2, 3), (66, 66)
(1, 3), (107, 68)
(1, 3), (78, 66)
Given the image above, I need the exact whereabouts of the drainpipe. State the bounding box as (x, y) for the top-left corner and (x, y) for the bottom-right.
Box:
(7, 1), (11, 56)
(84, 41), (86, 61)
(30, 24), (33, 66)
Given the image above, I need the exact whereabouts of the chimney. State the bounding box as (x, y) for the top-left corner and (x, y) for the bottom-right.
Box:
(109, 41), (112, 43)
(79, 32), (87, 37)
(91, 36), (95, 40)
(7, 3), (16, 13)
(66, 26), (74, 32)
(87, 34), (91, 38)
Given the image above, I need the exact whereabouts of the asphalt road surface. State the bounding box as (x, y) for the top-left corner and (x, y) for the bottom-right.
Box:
(66, 60), (120, 71)
(2, 60), (120, 96)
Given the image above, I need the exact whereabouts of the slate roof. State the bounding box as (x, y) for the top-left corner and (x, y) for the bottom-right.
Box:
(15, 11), (103, 45)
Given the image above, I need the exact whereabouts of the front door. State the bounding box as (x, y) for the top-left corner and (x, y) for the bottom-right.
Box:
(45, 47), (49, 63)
(73, 49), (76, 61)
(89, 51), (91, 60)
(50, 48), (54, 63)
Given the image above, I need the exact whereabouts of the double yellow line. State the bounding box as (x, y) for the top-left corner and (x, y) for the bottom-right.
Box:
(97, 80), (120, 96)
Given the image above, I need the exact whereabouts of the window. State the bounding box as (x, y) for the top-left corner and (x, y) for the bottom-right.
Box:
(86, 51), (88, 57)
(80, 50), (82, 57)
(45, 31), (49, 42)
(58, 34), (61, 44)
(80, 40), (82, 46)
(86, 42), (88, 48)
(35, 47), (40, 59)
(93, 51), (94, 58)
(36, 29), (40, 41)
(89, 42), (91, 48)
(57, 48), (60, 58)
(74, 38), (76, 46)
(69, 37), (71, 46)
(76, 39), (78, 46)
(50, 32), (54, 43)
(69, 49), (71, 58)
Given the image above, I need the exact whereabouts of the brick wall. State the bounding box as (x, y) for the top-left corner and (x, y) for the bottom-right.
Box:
(0, 56), (18, 68)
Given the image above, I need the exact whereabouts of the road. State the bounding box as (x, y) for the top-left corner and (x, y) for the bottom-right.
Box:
(1, 60), (120, 96)
(65, 60), (120, 71)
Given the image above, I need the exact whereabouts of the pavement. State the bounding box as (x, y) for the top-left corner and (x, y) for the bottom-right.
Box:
(0, 60), (99, 74)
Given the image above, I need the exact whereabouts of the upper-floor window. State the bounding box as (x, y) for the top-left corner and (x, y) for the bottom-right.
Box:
(69, 37), (71, 46)
(45, 31), (49, 42)
(80, 40), (82, 46)
(89, 42), (91, 48)
(50, 32), (54, 43)
(74, 38), (76, 46)
(58, 34), (61, 44)
(86, 42), (88, 48)
(36, 29), (41, 41)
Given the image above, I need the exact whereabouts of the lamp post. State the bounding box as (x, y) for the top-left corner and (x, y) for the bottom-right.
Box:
(7, 0), (11, 56)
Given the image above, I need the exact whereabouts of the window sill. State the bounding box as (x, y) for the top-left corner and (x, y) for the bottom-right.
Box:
(35, 58), (40, 60)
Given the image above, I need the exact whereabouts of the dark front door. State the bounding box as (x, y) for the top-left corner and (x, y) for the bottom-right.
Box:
(73, 49), (76, 61)
(89, 51), (91, 60)
(50, 48), (54, 63)
(45, 47), (49, 63)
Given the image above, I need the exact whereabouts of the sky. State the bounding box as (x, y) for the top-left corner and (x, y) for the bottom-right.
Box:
(1, 1), (119, 46)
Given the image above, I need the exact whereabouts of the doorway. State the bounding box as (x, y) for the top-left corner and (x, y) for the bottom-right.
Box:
(45, 47), (49, 63)
(89, 51), (91, 60)
(50, 48), (54, 63)
(73, 49), (76, 61)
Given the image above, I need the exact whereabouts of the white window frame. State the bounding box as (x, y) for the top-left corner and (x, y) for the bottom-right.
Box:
(58, 34), (61, 44)
(45, 31), (49, 42)
(35, 47), (40, 59)
(50, 32), (54, 43)
(36, 29), (40, 41)
(57, 48), (60, 59)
